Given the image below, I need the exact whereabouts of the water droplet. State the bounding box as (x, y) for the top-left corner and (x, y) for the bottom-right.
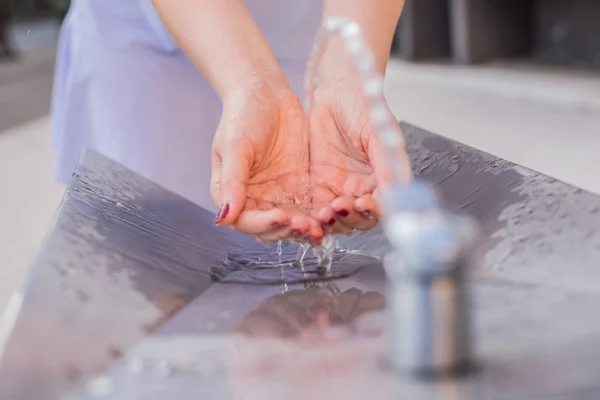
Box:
(276, 240), (283, 263)
(364, 76), (383, 95)
(86, 376), (114, 398)
(370, 106), (388, 124)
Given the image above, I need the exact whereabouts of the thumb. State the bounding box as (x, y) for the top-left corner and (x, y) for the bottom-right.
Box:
(212, 144), (252, 226)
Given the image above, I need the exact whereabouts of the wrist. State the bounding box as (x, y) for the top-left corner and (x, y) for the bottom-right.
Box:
(215, 56), (290, 101)
(315, 40), (389, 92)
(220, 76), (293, 108)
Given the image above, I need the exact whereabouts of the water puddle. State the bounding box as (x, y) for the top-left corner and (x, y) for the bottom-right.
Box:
(211, 237), (379, 285)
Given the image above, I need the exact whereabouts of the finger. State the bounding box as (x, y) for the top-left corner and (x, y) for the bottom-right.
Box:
(254, 223), (292, 243)
(305, 217), (325, 246)
(317, 207), (336, 229)
(279, 205), (324, 244)
(233, 208), (289, 235)
(331, 196), (374, 232)
(321, 205), (354, 235)
(212, 139), (253, 226)
(289, 216), (324, 245)
(354, 194), (380, 222)
(316, 207), (346, 236)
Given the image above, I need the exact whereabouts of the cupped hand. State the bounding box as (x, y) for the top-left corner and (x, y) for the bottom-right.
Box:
(211, 84), (324, 244)
(306, 78), (411, 235)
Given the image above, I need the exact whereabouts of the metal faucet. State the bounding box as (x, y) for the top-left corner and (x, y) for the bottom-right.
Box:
(306, 18), (477, 378)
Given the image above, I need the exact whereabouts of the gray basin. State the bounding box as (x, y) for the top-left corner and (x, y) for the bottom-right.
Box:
(1, 123), (599, 400)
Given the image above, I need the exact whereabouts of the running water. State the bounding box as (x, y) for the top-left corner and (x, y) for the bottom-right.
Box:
(297, 18), (408, 271)
(311, 235), (337, 272)
(277, 240), (283, 263)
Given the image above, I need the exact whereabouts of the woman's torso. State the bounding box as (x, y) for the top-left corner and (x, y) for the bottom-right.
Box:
(52, 0), (323, 209)
(65, 0), (322, 62)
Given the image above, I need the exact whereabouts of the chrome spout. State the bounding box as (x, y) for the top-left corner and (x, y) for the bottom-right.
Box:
(383, 183), (477, 377)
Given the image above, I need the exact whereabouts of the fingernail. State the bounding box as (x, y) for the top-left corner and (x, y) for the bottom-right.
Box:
(271, 221), (288, 229)
(335, 209), (349, 217)
(360, 210), (374, 220)
(214, 203), (230, 225)
(326, 218), (336, 226)
(290, 229), (303, 238)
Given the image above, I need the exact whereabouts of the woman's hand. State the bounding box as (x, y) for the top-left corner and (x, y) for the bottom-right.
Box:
(211, 83), (324, 244)
(306, 77), (410, 235)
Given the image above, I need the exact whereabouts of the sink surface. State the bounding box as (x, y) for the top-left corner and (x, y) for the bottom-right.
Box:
(1, 123), (600, 399)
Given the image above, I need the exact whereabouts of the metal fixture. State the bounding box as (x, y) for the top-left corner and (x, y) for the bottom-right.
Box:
(305, 17), (478, 378)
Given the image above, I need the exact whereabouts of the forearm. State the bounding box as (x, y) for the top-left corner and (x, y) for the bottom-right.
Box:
(151, 0), (287, 99)
(322, 0), (406, 74)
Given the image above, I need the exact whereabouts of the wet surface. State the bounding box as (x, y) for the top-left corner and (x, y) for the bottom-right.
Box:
(2, 123), (600, 399)
(215, 248), (376, 285)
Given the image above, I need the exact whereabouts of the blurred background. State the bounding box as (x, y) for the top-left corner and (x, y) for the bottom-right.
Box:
(0, 0), (598, 311)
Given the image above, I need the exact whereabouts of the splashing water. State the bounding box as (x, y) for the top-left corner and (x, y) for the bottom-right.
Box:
(296, 242), (311, 264)
(311, 235), (338, 272)
(215, 240), (376, 285)
(277, 240), (283, 263)
(291, 18), (410, 274)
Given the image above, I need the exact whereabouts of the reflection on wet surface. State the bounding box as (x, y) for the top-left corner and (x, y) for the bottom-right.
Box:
(73, 283), (392, 400)
(235, 283), (385, 340)
(67, 277), (600, 400)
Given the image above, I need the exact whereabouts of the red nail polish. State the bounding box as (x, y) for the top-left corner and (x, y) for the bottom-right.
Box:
(335, 209), (349, 217)
(326, 218), (336, 226)
(290, 229), (302, 237)
(214, 203), (230, 224)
